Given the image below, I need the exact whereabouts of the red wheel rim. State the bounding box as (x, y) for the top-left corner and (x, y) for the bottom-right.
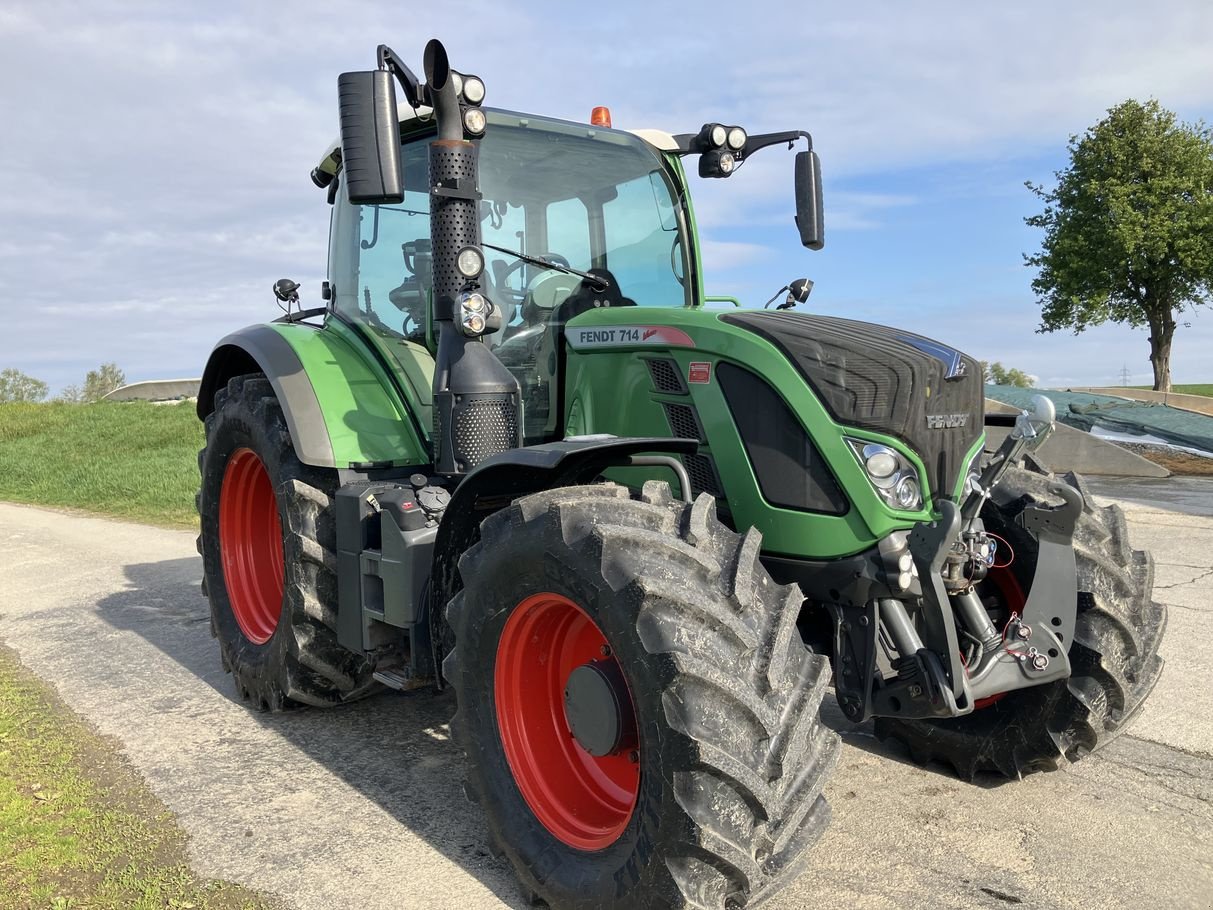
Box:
(494, 593), (640, 850)
(972, 564), (1028, 709)
(219, 448), (284, 645)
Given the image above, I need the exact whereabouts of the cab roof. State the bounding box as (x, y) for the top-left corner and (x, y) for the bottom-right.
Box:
(313, 103), (679, 182)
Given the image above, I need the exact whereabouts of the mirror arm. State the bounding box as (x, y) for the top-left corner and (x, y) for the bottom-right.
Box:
(742, 130), (812, 156)
(669, 129), (813, 158)
(376, 44), (423, 108)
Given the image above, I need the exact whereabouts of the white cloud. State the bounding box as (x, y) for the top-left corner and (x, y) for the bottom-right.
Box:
(2, 0), (1212, 391)
(825, 192), (919, 231)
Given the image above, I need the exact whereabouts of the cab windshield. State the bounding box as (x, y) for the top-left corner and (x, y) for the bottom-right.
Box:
(332, 110), (689, 329)
(329, 110), (691, 439)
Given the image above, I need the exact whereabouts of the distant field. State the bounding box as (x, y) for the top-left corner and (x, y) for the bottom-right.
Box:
(1131, 384), (1213, 397)
(0, 402), (202, 528)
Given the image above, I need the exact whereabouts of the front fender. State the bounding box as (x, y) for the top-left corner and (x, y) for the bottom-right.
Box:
(429, 436), (697, 684)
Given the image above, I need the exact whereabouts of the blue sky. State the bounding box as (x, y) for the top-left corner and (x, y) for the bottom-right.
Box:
(2, 1), (1212, 393)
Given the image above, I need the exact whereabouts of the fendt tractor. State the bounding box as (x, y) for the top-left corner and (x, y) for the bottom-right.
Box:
(196, 39), (1166, 909)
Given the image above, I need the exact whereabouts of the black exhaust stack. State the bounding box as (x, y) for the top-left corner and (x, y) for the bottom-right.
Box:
(422, 40), (522, 475)
(338, 40), (521, 477)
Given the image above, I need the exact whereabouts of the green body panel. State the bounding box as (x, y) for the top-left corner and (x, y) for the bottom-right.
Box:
(563, 306), (971, 559)
(269, 320), (429, 468)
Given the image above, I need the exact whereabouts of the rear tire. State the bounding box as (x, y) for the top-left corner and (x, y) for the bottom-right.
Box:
(444, 482), (839, 909)
(876, 466), (1166, 779)
(197, 373), (377, 710)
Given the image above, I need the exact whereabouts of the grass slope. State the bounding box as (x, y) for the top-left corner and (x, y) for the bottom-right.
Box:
(0, 646), (277, 910)
(0, 402), (202, 528)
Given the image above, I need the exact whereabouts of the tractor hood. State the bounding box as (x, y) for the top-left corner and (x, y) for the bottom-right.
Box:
(721, 311), (983, 499)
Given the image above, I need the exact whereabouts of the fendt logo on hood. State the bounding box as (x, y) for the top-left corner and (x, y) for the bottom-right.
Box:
(926, 413), (968, 429)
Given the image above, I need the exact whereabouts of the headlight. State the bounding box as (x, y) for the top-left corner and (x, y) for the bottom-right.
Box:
(709, 124), (727, 147)
(462, 75), (485, 104)
(456, 245), (484, 278)
(846, 439), (924, 511)
(458, 291), (492, 336)
(718, 151), (736, 174)
(726, 126), (747, 150)
(463, 108), (487, 135)
(864, 450), (898, 485)
(893, 475), (921, 510)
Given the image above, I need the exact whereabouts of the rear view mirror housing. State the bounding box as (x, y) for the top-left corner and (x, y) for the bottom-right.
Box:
(794, 150), (825, 250)
(337, 70), (404, 205)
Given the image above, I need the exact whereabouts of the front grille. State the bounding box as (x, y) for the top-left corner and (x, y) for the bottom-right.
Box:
(646, 358), (686, 394)
(663, 402), (703, 442)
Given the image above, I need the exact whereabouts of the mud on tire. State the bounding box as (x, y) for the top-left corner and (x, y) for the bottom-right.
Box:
(444, 482), (840, 909)
(876, 465), (1166, 779)
(197, 373), (377, 710)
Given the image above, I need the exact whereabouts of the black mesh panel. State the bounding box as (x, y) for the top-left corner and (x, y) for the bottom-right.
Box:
(646, 358), (686, 394)
(663, 403), (703, 442)
(453, 396), (519, 470)
(717, 363), (848, 515)
(682, 453), (723, 499)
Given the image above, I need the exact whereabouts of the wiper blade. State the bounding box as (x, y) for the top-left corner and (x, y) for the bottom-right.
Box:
(481, 243), (609, 291)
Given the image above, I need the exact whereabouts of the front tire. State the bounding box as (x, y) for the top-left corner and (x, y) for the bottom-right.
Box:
(197, 373), (377, 710)
(444, 482), (840, 909)
(876, 466), (1166, 779)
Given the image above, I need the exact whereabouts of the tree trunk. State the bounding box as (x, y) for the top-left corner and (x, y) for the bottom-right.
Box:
(1147, 312), (1175, 392)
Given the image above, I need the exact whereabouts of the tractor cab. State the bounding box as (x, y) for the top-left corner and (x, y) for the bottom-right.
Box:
(323, 109), (694, 442)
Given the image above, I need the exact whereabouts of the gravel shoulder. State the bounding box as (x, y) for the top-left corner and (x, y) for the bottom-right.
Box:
(1, 483), (1210, 910)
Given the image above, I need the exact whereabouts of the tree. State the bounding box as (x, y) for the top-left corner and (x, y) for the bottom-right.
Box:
(57, 384), (85, 403)
(1025, 99), (1213, 392)
(82, 363), (126, 402)
(0, 368), (49, 403)
(983, 361), (1036, 388)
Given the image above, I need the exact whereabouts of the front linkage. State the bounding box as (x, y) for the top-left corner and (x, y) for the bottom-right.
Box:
(826, 396), (1080, 722)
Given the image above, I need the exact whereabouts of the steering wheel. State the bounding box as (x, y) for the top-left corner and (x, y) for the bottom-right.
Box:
(494, 251), (572, 291)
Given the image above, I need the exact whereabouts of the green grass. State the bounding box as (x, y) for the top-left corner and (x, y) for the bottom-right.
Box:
(0, 402), (202, 528)
(1130, 383), (1213, 397)
(0, 647), (277, 910)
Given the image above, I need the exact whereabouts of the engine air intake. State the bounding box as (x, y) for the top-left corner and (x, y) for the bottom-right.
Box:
(646, 358), (687, 395)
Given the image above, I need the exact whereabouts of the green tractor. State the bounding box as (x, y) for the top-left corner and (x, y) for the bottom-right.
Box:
(196, 39), (1166, 909)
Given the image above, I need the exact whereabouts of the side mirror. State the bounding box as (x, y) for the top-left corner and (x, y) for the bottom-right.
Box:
(794, 150), (824, 250)
(337, 70), (403, 205)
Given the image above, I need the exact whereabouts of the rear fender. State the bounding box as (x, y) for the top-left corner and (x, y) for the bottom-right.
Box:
(198, 323), (428, 469)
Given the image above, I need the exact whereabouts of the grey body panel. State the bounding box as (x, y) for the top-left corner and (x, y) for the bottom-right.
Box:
(197, 324), (337, 468)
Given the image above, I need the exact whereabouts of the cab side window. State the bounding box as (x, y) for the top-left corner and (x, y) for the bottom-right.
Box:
(331, 138), (433, 344)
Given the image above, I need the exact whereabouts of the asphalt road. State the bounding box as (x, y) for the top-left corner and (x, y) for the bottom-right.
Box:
(1, 480), (1210, 910)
